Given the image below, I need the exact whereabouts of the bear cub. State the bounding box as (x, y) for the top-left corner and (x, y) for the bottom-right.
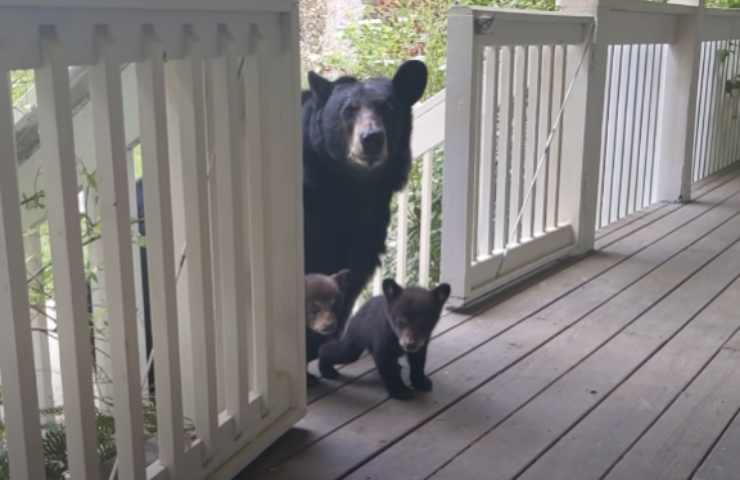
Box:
(319, 279), (451, 400)
(305, 270), (351, 338)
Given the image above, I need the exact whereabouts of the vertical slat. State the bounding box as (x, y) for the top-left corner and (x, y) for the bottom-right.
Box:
(477, 46), (497, 257)
(35, 31), (100, 479)
(539, 45), (554, 233)
(700, 42), (712, 179)
(396, 191), (408, 282)
(627, 45), (645, 215)
(732, 41), (740, 167)
(511, 45), (527, 244)
(523, 45), (540, 241)
(468, 43), (484, 260)
(256, 10), (305, 410)
(726, 39), (740, 167)
(90, 37), (145, 480)
(0, 69), (46, 480)
(418, 151), (434, 286)
(549, 44), (565, 231)
(597, 46), (614, 229)
(695, 42), (710, 180)
(641, 44), (656, 206)
(609, 45), (626, 224)
(715, 41), (730, 170)
(210, 48), (251, 431)
(26, 231), (55, 410)
(170, 33), (218, 451)
(634, 45), (648, 210)
(241, 49), (270, 402)
(618, 45), (634, 220)
(647, 45), (664, 204)
(553, 43), (566, 227)
(706, 41), (721, 176)
(487, 47), (500, 253)
(494, 45), (513, 251)
(136, 31), (186, 475)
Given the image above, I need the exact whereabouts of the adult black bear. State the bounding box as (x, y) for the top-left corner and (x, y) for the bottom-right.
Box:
(302, 60), (428, 363)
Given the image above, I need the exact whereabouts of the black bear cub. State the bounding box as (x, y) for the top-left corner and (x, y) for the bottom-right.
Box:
(305, 270), (351, 338)
(319, 279), (451, 400)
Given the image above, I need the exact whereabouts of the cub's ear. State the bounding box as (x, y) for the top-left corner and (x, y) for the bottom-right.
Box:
(392, 60), (428, 106)
(433, 283), (451, 306)
(308, 71), (333, 106)
(332, 269), (352, 291)
(382, 278), (403, 303)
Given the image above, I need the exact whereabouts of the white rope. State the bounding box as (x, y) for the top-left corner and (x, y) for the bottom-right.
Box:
(494, 21), (596, 279)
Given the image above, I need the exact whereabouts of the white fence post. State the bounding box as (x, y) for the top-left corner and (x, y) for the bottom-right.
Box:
(655, 0), (704, 202)
(558, 0), (609, 254)
(441, 6), (477, 304)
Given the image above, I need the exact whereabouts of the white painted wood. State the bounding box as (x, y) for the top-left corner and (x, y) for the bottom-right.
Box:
(35, 31), (100, 479)
(476, 46), (496, 258)
(656, 5), (704, 202)
(512, 45), (528, 245)
(396, 191), (408, 282)
(0, 69), (46, 480)
(419, 151), (434, 286)
(170, 35), (218, 452)
(136, 32), (186, 476)
(522, 46), (539, 242)
(208, 47), (252, 432)
(557, 1), (604, 254)
(241, 46), (270, 403)
(90, 36), (146, 480)
(411, 91), (445, 158)
(494, 45), (514, 253)
(0, 0), (294, 12)
(441, 6), (478, 303)
(551, 44), (566, 229)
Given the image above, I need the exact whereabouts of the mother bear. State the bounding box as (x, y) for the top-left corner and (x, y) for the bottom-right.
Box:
(302, 60), (428, 363)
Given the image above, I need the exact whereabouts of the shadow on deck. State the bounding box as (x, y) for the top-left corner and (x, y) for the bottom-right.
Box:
(239, 169), (740, 480)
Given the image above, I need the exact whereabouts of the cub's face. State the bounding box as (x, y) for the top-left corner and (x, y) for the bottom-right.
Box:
(305, 270), (351, 336)
(382, 279), (451, 353)
(306, 60), (428, 176)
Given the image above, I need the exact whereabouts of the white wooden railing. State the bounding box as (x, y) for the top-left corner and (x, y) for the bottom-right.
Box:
(441, 0), (740, 308)
(0, 1), (304, 479)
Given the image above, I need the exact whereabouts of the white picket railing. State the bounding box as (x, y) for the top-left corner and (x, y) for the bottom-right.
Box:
(442, 0), (740, 308)
(0, 1), (304, 480)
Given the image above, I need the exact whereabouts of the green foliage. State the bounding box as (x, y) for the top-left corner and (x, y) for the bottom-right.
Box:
(707, 0), (740, 7)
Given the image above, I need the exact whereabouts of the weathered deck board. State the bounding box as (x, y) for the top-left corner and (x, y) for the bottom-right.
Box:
(604, 334), (740, 480)
(239, 171), (740, 480)
(347, 182), (740, 480)
(693, 402), (740, 480)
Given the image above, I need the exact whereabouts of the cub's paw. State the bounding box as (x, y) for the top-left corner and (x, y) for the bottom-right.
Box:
(319, 363), (340, 380)
(411, 375), (433, 392)
(388, 384), (415, 401)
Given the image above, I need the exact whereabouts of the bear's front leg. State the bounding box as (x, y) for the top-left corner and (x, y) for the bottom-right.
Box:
(375, 354), (413, 400)
(318, 338), (363, 380)
(408, 347), (432, 392)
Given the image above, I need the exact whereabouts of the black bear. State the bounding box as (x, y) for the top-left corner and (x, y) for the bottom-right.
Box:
(302, 60), (428, 364)
(305, 269), (350, 339)
(319, 279), (450, 400)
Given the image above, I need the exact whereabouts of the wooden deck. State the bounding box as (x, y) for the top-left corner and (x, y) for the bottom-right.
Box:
(238, 170), (740, 480)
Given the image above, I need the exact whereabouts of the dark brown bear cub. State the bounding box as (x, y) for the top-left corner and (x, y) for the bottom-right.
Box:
(319, 279), (450, 400)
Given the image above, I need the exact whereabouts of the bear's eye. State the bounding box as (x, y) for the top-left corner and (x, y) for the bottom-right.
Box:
(343, 102), (359, 117)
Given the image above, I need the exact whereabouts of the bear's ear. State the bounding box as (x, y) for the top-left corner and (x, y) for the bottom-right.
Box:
(308, 71), (333, 106)
(432, 283), (451, 306)
(332, 269), (352, 291)
(382, 278), (403, 303)
(392, 60), (428, 106)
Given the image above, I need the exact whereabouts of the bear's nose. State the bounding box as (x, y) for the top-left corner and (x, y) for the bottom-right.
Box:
(360, 129), (385, 156)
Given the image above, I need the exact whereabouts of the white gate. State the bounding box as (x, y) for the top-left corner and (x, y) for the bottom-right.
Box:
(442, 7), (596, 308)
(0, 1), (305, 479)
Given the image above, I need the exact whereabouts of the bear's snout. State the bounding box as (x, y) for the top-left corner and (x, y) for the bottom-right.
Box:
(360, 129), (385, 157)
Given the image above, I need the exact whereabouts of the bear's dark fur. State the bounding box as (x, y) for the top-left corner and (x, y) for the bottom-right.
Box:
(319, 279), (450, 400)
(302, 60), (428, 364)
